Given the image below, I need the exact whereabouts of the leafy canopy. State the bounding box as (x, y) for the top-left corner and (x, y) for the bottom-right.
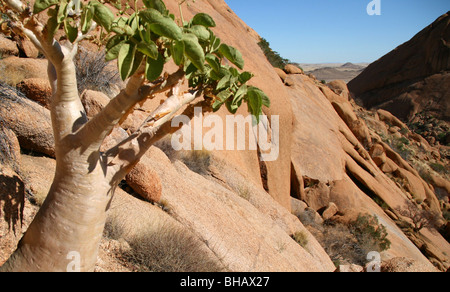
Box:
(33, 0), (270, 120)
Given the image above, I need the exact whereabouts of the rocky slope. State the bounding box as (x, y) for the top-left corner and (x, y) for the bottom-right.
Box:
(348, 12), (450, 122)
(279, 69), (449, 271)
(1, 0), (449, 272)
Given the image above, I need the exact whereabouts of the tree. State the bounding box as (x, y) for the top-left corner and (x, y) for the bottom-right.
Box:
(396, 200), (439, 233)
(0, 0), (269, 271)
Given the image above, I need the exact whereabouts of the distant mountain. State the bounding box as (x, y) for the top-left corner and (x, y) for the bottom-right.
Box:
(299, 63), (368, 83)
(341, 62), (366, 70)
(348, 11), (450, 122)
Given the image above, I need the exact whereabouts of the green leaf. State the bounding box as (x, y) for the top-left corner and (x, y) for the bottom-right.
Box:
(187, 25), (210, 42)
(205, 53), (220, 73)
(45, 9), (60, 39)
(92, 2), (115, 32)
(209, 34), (221, 53)
(34, 0), (59, 14)
(209, 66), (230, 81)
(218, 44), (244, 70)
(228, 67), (239, 78)
(111, 25), (134, 36)
(106, 35), (125, 50)
(118, 43), (136, 80)
(64, 19), (78, 43)
(137, 41), (159, 60)
(57, 0), (68, 23)
(216, 74), (231, 91)
(129, 51), (145, 77)
(182, 33), (205, 71)
(128, 13), (139, 33)
(247, 88), (262, 120)
(226, 99), (239, 114)
(106, 40), (125, 61)
(192, 13), (216, 28)
(185, 62), (198, 80)
(143, 0), (167, 14)
(171, 40), (185, 66)
(238, 72), (254, 84)
(245, 86), (270, 122)
(249, 86), (270, 107)
(233, 84), (248, 104)
(216, 90), (233, 102)
(81, 5), (95, 34)
(140, 9), (182, 41)
(212, 99), (224, 112)
(146, 53), (165, 82)
(112, 16), (128, 28)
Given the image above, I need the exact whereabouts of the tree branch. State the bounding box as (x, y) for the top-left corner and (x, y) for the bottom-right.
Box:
(104, 89), (204, 184)
(3, 0), (24, 13)
(77, 68), (186, 151)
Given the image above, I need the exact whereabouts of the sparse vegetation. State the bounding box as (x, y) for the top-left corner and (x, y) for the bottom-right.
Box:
(158, 199), (172, 214)
(180, 149), (212, 175)
(75, 49), (121, 97)
(291, 231), (309, 248)
(395, 200), (440, 233)
(104, 222), (226, 272)
(154, 137), (212, 175)
(238, 186), (251, 201)
(300, 213), (391, 266)
(430, 162), (447, 174)
(153, 135), (178, 161)
(408, 111), (450, 146)
(257, 37), (289, 69)
(154, 136), (212, 175)
(349, 214), (391, 253)
(391, 136), (413, 160)
(0, 62), (29, 87)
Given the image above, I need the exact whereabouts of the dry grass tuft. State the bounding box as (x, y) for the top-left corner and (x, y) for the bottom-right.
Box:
(75, 49), (121, 97)
(103, 219), (227, 272)
(0, 63), (29, 87)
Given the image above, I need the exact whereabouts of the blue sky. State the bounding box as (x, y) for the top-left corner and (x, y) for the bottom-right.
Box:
(225, 0), (450, 63)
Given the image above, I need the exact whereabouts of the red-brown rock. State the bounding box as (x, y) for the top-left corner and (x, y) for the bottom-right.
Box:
(125, 155), (162, 203)
(348, 12), (450, 122)
(17, 78), (52, 109)
(80, 90), (110, 119)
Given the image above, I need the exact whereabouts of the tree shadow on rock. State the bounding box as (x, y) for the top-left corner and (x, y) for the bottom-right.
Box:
(0, 170), (25, 234)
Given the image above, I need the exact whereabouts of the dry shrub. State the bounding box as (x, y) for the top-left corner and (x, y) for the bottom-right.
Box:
(303, 213), (390, 267)
(395, 200), (441, 232)
(104, 220), (226, 272)
(291, 231), (309, 248)
(75, 49), (121, 97)
(154, 136), (212, 175)
(179, 149), (211, 175)
(0, 62), (29, 87)
(153, 135), (178, 161)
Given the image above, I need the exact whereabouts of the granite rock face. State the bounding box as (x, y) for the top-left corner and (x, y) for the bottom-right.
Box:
(348, 12), (450, 122)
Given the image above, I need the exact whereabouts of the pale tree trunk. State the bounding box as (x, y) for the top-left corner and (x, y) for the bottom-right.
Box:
(1, 53), (113, 272)
(0, 0), (200, 272)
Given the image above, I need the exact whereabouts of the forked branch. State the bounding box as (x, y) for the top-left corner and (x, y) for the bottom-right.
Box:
(104, 87), (202, 182)
(78, 68), (186, 151)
